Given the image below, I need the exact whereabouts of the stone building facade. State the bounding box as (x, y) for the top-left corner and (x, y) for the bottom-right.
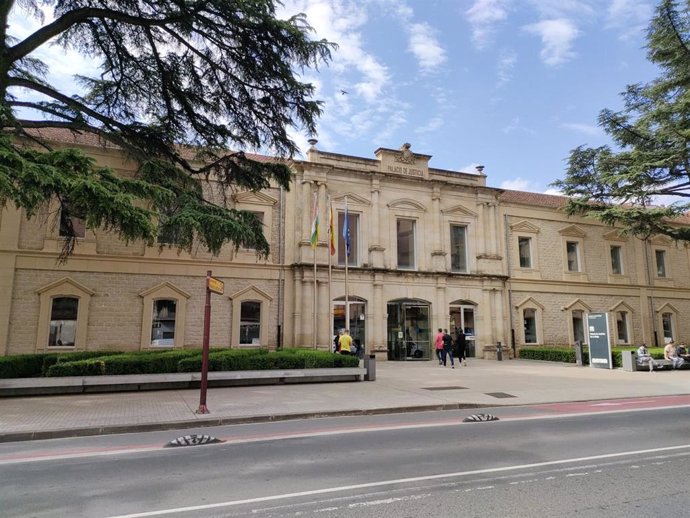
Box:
(1, 132), (689, 359)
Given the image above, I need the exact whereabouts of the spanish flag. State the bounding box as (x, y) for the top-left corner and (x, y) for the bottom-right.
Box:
(328, 200), (336, 255)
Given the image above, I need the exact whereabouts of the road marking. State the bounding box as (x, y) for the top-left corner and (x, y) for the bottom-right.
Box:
(3, 402), (690, 466)
(105, 444), (690, 518)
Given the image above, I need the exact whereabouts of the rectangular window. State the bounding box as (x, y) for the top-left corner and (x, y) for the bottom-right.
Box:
(518, 237), (532, 268)
(524, 309), (537, 344)
(396, 219), (416, 269)
(566, 241), (579, 272)
(662, 312), (673, 342)
(240, 301), (261, 345)
(49, 297), (79, 347)
(241, 211), (265, 250)
(337, 212), (358, 266)
(151, 299), (176, 346)
(616, 311), (629, 344)
(610, 245), (623, 275)
(655, 250), (666, 277)
(450, 225), (468, 272)
(59, 210), (86, 239)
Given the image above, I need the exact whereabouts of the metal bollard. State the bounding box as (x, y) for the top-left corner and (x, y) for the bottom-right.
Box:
(496, 342), (503, 361)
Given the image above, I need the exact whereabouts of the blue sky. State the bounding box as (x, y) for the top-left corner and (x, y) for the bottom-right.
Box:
(278, 0), (661, 193)
(11, 1), (662, 194)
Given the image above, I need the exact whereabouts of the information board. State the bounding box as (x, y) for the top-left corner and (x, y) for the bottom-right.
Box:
(587, 312), (612, 369)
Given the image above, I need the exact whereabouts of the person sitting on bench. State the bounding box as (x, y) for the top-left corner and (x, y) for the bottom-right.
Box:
(664, 340), (685, 369)
(636, 344), (657, 372)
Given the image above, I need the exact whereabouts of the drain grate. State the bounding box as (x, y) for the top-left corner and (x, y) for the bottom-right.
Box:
(422, 386), (468, 391)
(485, 392), (516, 398)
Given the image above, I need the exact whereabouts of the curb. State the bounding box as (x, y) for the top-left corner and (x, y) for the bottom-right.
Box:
(0, 402), (486, 443)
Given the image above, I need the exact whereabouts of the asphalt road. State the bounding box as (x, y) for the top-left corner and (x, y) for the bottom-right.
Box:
(1, 399), (689, 517)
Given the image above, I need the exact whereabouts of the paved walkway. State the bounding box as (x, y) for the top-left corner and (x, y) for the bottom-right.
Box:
(2, 359), (689, 442)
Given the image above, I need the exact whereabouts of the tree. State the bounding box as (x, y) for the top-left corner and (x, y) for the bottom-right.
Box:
(553, 0), (690, 241)
(0, 0), (334, 258)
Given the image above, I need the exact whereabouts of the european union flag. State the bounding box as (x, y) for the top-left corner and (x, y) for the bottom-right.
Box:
(342, 201), (351, 257)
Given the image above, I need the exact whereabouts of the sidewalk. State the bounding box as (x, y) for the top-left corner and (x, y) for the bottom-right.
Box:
(1, 359), (689, 442)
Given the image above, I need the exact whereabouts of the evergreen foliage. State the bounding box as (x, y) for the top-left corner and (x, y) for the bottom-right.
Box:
(1, 1), (334, 259)
(553, 0), (690, 241)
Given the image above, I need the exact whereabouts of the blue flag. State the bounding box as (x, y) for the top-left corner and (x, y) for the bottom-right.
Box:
(342, 199), (351, 257)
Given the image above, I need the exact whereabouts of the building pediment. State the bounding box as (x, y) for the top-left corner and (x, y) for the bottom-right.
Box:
(36, 277), (95, 296)
(562, 298), (592, 312)
(609, 300), (634, 313)
(602, 229), (628, 242)
(558, 224), (586, 238)
(229, 285), (273, 302)
(650, 234), (673, 246)
(655, 302), (679, 314)
(441, 204), (477, 218)
(510, 220), (540, 234)
(331, 192), (370, 207)
(387, 198), (427, 212)
(232, 191), (278, 206)
(515, 296), (544, 310)
(139, 282), (191, 299)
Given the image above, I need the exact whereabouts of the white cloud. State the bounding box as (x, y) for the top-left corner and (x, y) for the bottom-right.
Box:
(415, 116), (445, 134)
(500, 178), (532, 191)
(502, 117), (535, 134)
(529, 0), (594, 18)
(560, 122), (602, 136)
(606, 0), (652, 40)
(466, 0), (510, 49)
(543, 187), (564, 196)
(524, 18), (580, 66)
(496, 49), (517, 88)
(407, 23), (447, 72)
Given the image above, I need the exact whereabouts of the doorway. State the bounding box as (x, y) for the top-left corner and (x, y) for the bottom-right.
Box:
(332, 297), (366, 353)
(386, 299), (431, 360)
(449, 301), (476, 357)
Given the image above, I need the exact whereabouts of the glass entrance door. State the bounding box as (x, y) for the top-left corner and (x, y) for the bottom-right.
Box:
(387, 300), (431, 360)
(333, 299), (365, 353)
(449, 303), (476, 357)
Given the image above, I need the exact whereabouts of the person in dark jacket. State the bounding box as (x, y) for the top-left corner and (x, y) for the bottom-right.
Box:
(442, 329), (455, 368)
(456, 328), (467, 366)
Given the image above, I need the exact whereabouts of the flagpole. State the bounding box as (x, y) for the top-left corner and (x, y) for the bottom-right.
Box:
(327, 195), (333, 351)
(310, 191), (319, 350)
(344, 196), (350, 333)
(313, 241), (317, 350)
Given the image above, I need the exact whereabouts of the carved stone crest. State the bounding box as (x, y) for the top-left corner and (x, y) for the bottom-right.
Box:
(395, 142), (416, 164)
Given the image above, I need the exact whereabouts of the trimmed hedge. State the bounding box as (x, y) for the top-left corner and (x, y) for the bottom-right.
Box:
(0, 351), (121, 379)
(518, 346), (665, 368)
(37, 348), (358, 377)
(177, 349), (359, 372)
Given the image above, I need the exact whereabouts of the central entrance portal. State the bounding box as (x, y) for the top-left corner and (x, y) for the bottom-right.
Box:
(387, 299), (431, 360)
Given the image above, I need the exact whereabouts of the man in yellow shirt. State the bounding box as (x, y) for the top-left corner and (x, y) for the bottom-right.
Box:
(338, 329), (352, 355)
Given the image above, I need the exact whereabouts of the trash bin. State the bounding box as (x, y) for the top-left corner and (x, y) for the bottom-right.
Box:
(364, 354), (376, 381)
(621, 350), (637, 372)
(496, 342), (503, 361)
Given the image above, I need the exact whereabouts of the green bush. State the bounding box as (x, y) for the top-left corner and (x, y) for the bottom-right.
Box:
(0, 354), (47, 378)
(518, 347), (590, 364)
(46, 359), (106, 377)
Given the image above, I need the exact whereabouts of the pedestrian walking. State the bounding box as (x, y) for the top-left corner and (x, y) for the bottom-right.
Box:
(442, 329), (455, 368)
(434, 328), (444, 364)
(455, 328), (467, 366)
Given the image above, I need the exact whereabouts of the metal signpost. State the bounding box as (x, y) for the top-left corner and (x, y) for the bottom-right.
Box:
(586, 312), (612, 370)
(197, 270), (224, 414)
